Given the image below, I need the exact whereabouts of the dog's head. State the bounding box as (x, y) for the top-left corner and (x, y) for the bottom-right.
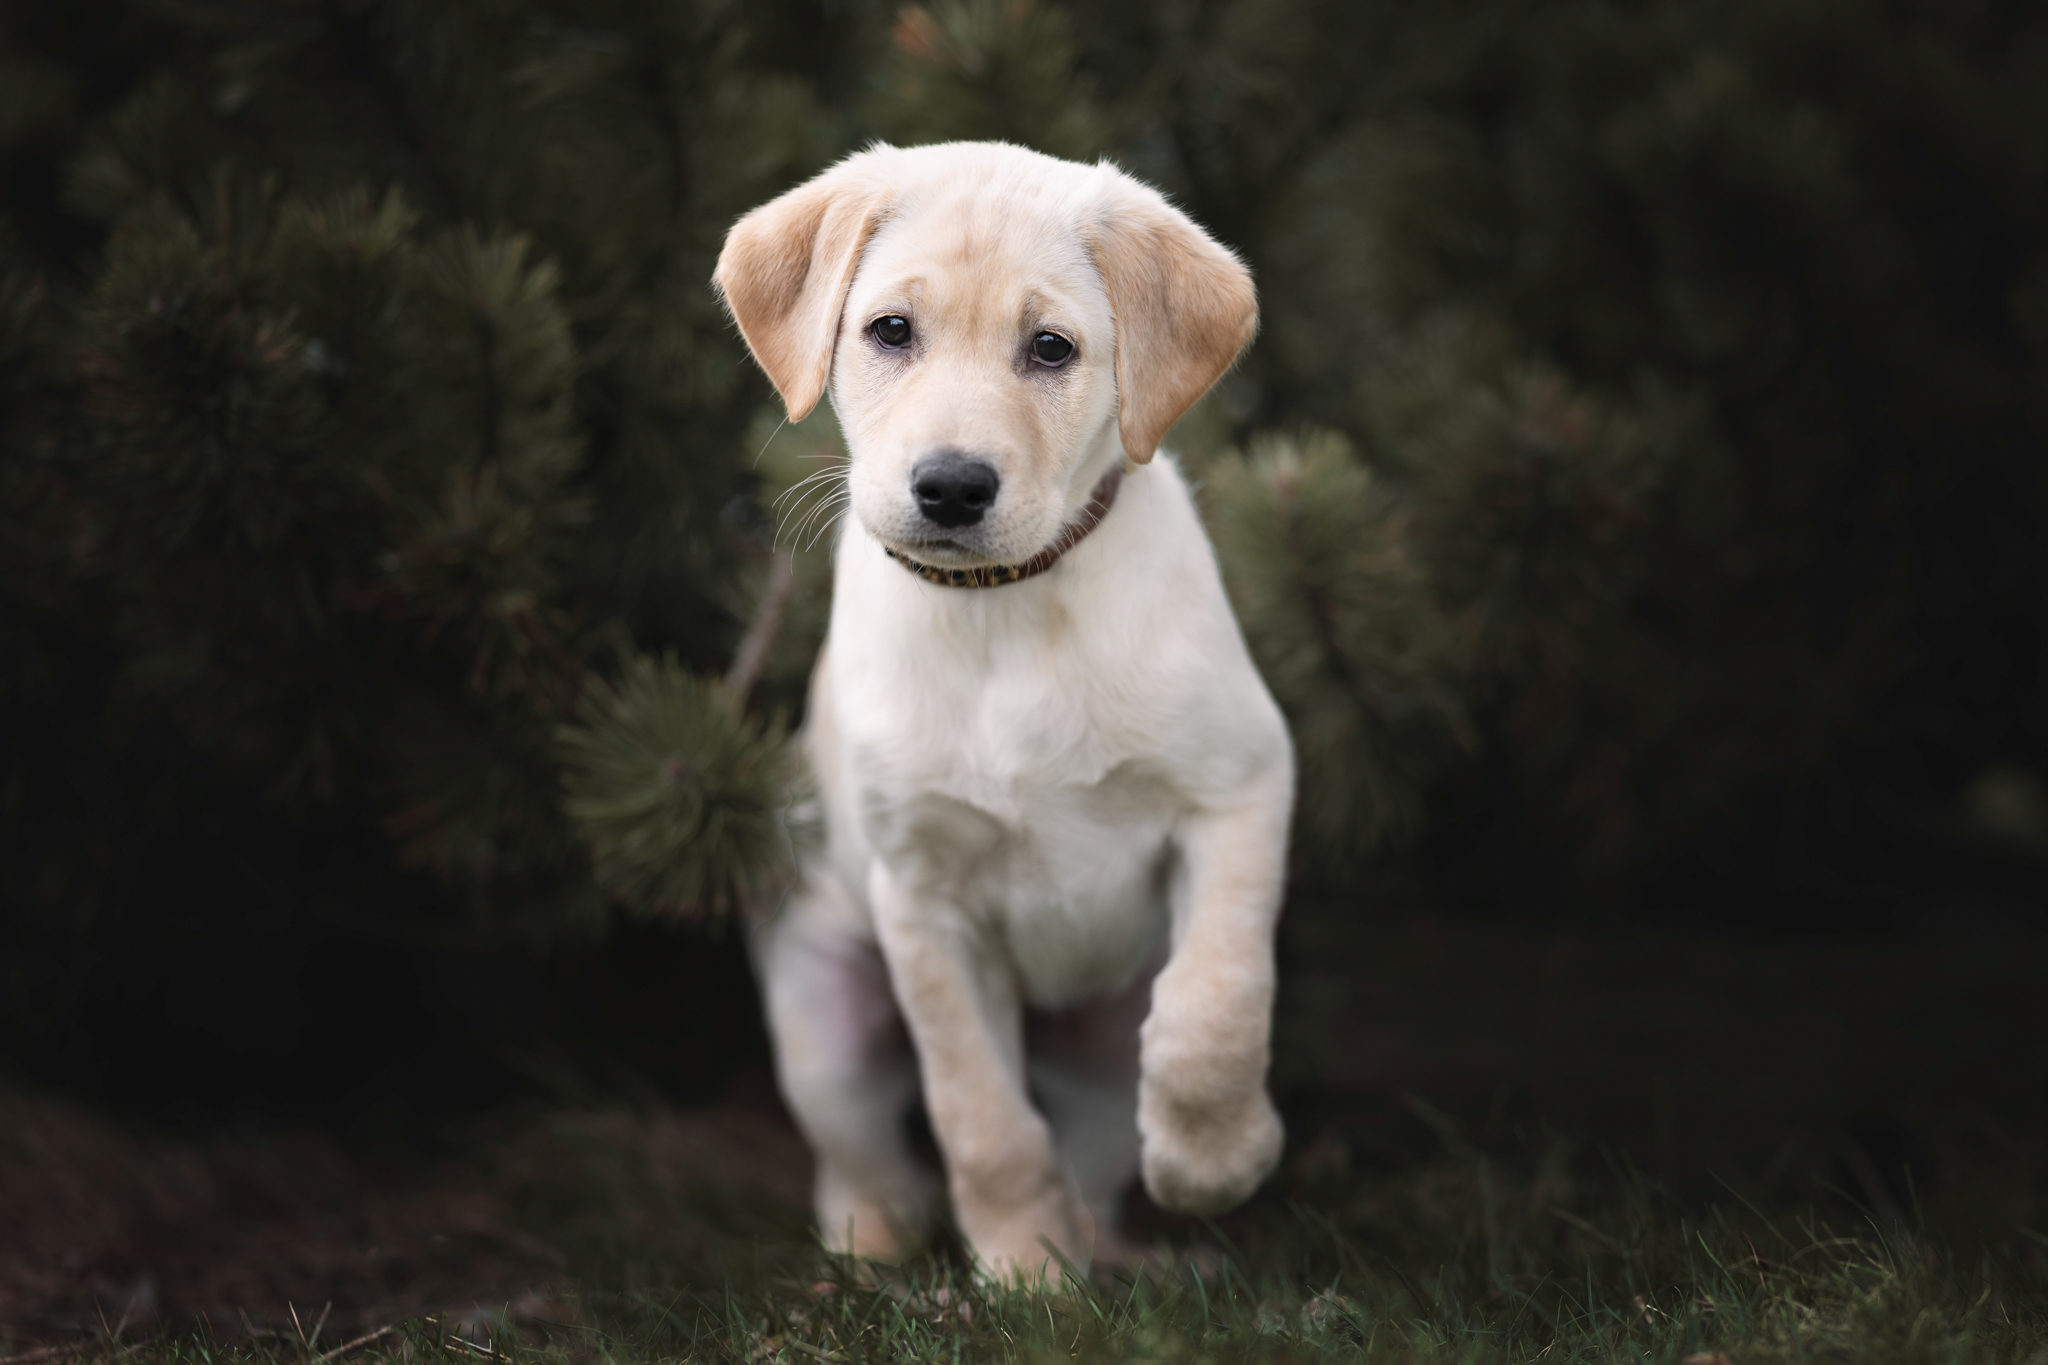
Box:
(715, 142), (1257, 568)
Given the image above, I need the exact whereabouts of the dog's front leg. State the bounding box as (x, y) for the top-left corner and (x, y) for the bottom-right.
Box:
(1139, 770), (1292, 1215)
(867, 863), (1092, 1282)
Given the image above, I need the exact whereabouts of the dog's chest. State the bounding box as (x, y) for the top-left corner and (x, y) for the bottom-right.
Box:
(838, 639), (1180, 1006)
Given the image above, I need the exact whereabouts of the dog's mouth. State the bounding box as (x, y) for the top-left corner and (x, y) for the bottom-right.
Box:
(889, 534), (1000, 566)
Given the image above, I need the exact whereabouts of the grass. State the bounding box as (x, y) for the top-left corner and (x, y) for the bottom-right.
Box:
(11, 920), (2048, 1363)
(94, 1130), (2048, 1365)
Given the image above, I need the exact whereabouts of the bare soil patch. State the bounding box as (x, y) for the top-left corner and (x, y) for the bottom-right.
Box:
(0, 1083), (810, 1352)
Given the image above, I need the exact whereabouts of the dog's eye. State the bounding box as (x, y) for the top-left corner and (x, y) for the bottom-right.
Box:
(1030, 332), (1074, 366)
(872, 315), (912, 349)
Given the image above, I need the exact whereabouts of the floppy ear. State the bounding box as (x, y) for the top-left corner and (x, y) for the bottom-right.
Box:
(1088, 174), (1259, 463)
(714, 153), (893, 422)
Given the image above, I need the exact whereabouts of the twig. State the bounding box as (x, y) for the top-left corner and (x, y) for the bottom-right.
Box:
(289, 1302), (333, 1358)
(439, 1332), (505, 1362)
(315, 1327), (398, 1363)
(94, 1298), (134, 1357)
(779, 1342), (845, 1363)
(723, 552), (798, 707)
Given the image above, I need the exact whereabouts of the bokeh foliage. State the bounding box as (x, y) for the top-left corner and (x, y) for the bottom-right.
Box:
(2, 0), (2046, 1010)
(0, 0), (851, 951)
(1137, 0), (2048, 901)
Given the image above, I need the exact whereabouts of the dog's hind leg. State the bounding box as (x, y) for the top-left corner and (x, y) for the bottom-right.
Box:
(1026, 962), (1153, 1261)
(757, 878), (941, 1261)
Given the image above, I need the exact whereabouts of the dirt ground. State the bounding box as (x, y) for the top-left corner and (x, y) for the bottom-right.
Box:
(0, 1080), (812, 1353)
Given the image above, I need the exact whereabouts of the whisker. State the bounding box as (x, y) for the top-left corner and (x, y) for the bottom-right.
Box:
(774, 474), (847, 545)
(771, 463), (848, 515)
(796, 491), (853, 552)
(780, 458), (847, 487)
(751, 415), (791, 468)
(793, 491), (851, 551)
(774, 456), (847, 488)
(780, 483), (850, 552)
(803, 498), (854, 552)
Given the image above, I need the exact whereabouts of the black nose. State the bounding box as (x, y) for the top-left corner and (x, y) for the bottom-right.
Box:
(910, 452), (1000, 529)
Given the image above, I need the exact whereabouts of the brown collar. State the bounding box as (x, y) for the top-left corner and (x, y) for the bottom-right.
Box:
(882, 464), (1125, 588)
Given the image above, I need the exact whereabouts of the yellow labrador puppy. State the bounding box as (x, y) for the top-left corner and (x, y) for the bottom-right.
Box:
(716, 141), (1293, 1281)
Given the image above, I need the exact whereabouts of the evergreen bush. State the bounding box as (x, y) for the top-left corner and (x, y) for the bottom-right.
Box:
(1070, 0), (2048, 897)
(3, 0), (2044, 1057)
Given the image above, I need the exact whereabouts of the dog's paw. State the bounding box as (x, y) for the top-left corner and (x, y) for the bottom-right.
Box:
(962, 1192), (1094, 1285)
(816, 1161), (936, 1263)
(1138, 1081), (1284, 1216)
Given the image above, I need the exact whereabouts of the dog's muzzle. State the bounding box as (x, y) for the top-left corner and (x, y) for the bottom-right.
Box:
(884, 464), (1125, 588)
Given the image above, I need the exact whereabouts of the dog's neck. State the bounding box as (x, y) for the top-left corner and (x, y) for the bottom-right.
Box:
(881, 463), (1126, 588)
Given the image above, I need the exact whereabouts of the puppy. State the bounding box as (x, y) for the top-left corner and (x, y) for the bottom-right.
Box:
(715, 141), (1294, 1281)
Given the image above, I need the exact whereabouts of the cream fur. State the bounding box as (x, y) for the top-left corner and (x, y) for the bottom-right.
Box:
(718, 142), (1293, 1282)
